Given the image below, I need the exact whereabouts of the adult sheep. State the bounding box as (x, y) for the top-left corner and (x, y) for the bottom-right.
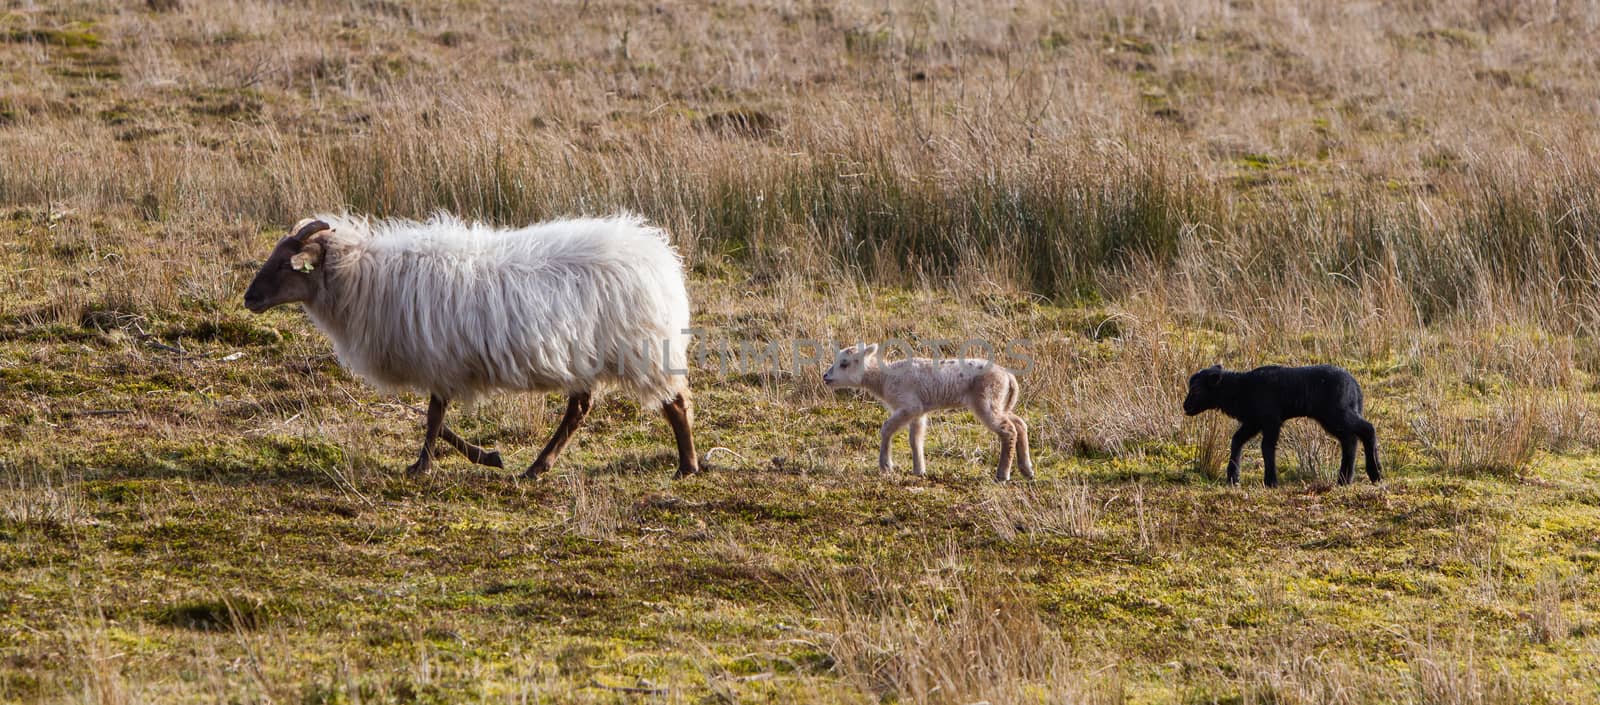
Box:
(242, 213), (699, 479)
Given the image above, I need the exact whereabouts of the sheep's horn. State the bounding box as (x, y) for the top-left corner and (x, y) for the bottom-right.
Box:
(292, 219), (331, 241)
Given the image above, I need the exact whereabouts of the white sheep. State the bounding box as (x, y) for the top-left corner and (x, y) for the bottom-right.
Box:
(243, 213), (699, 478)
(823, 343), (1033, 481)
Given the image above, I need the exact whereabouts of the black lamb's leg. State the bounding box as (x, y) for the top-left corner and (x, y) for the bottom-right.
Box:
(1355, 416), (1382, 483)
(1337, 433), (1357, 486)
(1227, 424), (1260, 487)
(1261, 425), (1281, 488)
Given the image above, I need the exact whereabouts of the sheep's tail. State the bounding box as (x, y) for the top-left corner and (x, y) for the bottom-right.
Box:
(664, 329), (692, 424)
(678, 385), (695, 426)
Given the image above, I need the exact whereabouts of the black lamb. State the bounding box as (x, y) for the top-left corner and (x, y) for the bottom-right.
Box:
(1182, 364), (1381, 487)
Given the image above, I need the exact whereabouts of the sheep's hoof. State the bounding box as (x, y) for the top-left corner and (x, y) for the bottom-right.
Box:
(481, 450), (504, 469)
(521, 461), (551, 479)
(405, 459), (431, 477)
(673, 463), (699, 479)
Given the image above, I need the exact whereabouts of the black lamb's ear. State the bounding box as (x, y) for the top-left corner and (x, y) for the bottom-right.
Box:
(1209, 363), (1223, 371)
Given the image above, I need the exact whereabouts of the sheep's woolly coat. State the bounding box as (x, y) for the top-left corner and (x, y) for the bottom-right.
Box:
(302, 213), (691, 404)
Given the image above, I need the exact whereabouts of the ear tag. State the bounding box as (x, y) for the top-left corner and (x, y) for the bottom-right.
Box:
(291, 252), (317, 273)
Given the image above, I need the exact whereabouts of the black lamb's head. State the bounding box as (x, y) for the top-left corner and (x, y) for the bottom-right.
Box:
(1183, 364), (1225, 416)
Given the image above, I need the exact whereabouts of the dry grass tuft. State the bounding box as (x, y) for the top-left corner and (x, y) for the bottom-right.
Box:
(1405, 628), (1533, 705)
(1411, 393), (1545, 478)
(63, 619), (135, 705)
(1, 464), (87, 529)
(562, 470), (623, 541)
(1188, 414), (1230, 483)
(984, 480), (1102, 542)
(1527, 568), (1577, 646)
(801, 561), (1089, 705)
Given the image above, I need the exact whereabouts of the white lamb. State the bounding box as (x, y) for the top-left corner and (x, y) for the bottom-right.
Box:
(823, 343), (1033, 481)
(243, 213), (698, 479)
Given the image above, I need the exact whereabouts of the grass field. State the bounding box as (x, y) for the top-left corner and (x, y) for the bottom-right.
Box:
(4, 0), (1600, 702)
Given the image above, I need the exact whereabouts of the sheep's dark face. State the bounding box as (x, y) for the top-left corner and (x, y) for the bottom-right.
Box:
(823, 343), (877, 390)
(1183, 365), (1224, 416)
(243, 220), (330, 313)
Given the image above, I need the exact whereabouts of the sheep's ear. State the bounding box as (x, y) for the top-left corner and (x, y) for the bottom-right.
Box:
(290, 242), (324, 273)
(863, 343), (879, 357)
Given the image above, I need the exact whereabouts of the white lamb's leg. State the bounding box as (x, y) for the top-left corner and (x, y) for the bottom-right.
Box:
(972, 402), (1016, 482)
(908, 415), (928, 477)
(1010, 414), (1033, 479)
(879, 409), (917, 473)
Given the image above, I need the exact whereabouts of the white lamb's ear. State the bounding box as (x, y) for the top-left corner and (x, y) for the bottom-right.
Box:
(863, 343), (879, 357)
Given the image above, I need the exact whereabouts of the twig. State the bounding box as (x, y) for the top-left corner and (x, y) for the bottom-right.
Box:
(130, 321), (188, 356)
(143, 338), (186, 355)
(703, 446), (746, 464)
(589, 679), (668, 695)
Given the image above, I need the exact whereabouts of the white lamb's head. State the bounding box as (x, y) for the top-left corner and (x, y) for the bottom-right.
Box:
(823, 343), (878, 389)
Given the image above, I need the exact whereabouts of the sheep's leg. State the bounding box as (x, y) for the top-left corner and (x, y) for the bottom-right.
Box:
(1010, 414), (1034, 480)
(406, 394), (448, 476)
(879, 410), (917, 474)
(1260, 425), (1281, 488)
(907, 416), (928, 477)
(661, 393), (699, 478)
(521, 392), (593, 479)
(1354, 416), (1382, 483)
(1226, 423), (1260, 486)
(974, 404), (1016, 482)
(439, 427), (504, 469)
(1336, 432), (1357, 486)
